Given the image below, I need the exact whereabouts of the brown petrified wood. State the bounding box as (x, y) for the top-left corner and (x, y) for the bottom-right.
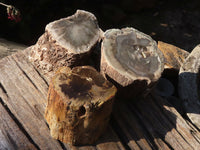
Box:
(101, 28), (164, 97)
(29, 10), (101, 75)
(44, 66), (117, 145)
(179, 44), (200, 129)
(158, 41), (189, 70)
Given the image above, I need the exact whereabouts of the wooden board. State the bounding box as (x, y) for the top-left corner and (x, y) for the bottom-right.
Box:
(0, 49), (125, 150)
(0, 38), (27, 59)
(0, 49), (199, 150)
(0, 97), (37, 150)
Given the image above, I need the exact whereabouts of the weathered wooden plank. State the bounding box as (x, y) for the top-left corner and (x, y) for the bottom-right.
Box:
(64, 125), (125, 150)
(132, 95), (199, 150)
(153, 94), (200, 149)
(0, 38), (27, 59)
(12, 50), (49, 99)
(135, 102), (186, 150)
(0, 97), (37, 150)
(60, 142), (96, 150)
(113, 100), (168, 150)
(113, 105), (152, 150)
(0, 54), (64, 149)
(96, 126), (126, 150)
(130, 104), (171, 150)
(0, 50), (126, 150)
(65, 145), (96, 150)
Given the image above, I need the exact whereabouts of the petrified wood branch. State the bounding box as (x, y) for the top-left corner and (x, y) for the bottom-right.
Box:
(29, 10), (101, 74)
(44, 66), (117, 145)
(101, 28), (164, 97)
(158, 41), (189, 71)
(179, 44), (200, 129)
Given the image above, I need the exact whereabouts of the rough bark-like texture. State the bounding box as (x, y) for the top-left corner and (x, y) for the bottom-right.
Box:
(101, 28), (164, 97)
(29, 10), (101, 75)
(179, 44), (200, 129)
(45, 66), (117, 145)
(158, 41), (189, 70)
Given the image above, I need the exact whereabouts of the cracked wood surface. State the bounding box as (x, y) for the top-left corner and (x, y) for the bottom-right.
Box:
(0, 49), (199, 150)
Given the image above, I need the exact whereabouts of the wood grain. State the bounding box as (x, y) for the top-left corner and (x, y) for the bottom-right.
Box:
(0, 51), (64, 150)
(112, 95), (200, 150)
(0, 38), (27, 59)
(0, 49), (125, 150)
(0, 97), (37, 150)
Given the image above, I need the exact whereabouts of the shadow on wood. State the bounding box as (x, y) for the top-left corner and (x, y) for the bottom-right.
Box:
(0, 49), (199, 149)
(111, 95), (200, 150)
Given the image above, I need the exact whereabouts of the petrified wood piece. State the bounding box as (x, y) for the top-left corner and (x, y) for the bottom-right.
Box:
(29, 10), (101, 74)
(101, 28), (164, 97)
(158, 41), (189, 70)
(179, 44), (200, 129)
(45, 66), (117, 145)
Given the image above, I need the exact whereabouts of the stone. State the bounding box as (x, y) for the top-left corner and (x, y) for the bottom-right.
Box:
(45, 66), (117, 145)
(179, 44), (200, 129)
(29, 10), (102, 75)
(101, 28), (164, 98)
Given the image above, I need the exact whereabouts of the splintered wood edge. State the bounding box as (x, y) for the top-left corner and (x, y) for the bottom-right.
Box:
(101, 28), (164, 86)
(179, 44), (200, 129)
(45, 10), (100, 54)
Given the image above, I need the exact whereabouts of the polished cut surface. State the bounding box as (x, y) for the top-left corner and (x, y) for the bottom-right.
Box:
(115, 31), (159, 77)
(46, 10), (100, 53)
(102, 28), (164, 86)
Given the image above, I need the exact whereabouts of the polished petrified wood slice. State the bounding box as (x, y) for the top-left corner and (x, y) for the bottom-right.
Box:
(45, 66), (117, 145)
(179, 44), (200, 129)
(101, 28), (164, 97)
(158, 41), (189, 70)
(29, 10), (101, 74)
